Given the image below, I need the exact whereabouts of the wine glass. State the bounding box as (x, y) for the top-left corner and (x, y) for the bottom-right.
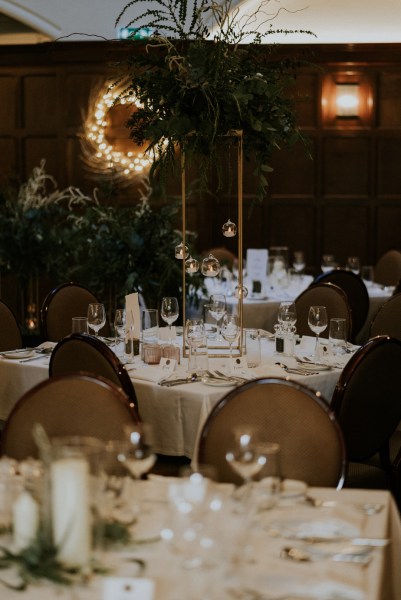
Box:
(308, 305), (328, 356)
(113, 308), (126, 357)
(160, 297), (179, 344)
(346, 256), (361, 275)
(292, 251), (305, 274)
(208, 294), (226, 341)
(87, 303), (106, 337)
(321, 254), (336, 274)
(278, 301), (297, 331)
(117, 424), (156, 481)
(221, 313), (240, 356)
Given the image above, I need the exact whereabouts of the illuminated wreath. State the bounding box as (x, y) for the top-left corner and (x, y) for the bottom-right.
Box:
(80, 83), (152, 184)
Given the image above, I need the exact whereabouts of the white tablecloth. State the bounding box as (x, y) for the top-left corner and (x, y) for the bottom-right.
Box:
(0, 480), (400, 600)
(0, 337), (346, 458)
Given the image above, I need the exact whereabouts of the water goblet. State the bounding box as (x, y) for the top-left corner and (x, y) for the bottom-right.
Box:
(321, 254), (336, 273)
(346, 256), (361, 275)
(221, 313), (240, 356)
(308, 305), (328, 357)
(160, 297), (179, 344)
(208, 294), (226, 341)
(87, 303), (106, 337)
(117, 424), (156, 481)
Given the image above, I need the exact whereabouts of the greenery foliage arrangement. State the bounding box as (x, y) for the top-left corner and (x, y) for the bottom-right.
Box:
(0, 161), (194, 311)
(115, 0), (314, 199)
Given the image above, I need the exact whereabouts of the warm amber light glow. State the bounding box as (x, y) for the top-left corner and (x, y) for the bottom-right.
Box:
(335, 83), (360, 117)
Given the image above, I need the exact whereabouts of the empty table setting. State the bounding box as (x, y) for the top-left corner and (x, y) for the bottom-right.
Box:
(0, 332), (357, 458)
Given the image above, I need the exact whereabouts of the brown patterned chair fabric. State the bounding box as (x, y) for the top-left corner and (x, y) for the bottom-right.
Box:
(331, 335), (401, 496)
(49, 333), (139, 417)
(41, 281), (111, 342)
(0, 373), (139, 461)
(294, 282), (352, 340)
(374, 250), (401, 287)
(197, 377), (346, 489)
(369, 293), (401, 341)
(0, 299), (22, 352)
(312, 269), (369, 342)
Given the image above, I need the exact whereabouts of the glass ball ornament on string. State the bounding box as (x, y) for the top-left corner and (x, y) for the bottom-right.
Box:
(201, 254), (221, 277)
(234, 285), (249, 299)
(185, 256), (199, 274)
(222, 219), (237, 238)
(175, 242), (189, 260)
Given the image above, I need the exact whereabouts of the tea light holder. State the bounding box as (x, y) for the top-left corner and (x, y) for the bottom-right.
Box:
(185, 255), (199, 274)
(201, 254), (220, 277)
(142, 343), (162, 364)
(162, 344), (180, 364)
(222, 218), (237, 237)
(175, 242), (189, 260)
(234, 285), (249, 299)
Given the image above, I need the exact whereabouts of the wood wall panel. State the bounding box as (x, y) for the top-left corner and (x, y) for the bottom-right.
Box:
(268, 203), (316, 266)
(376, 137), (401, 196)
(378, 73), (401, 128)
(0, 138), (17, 183)
(322, 137), (370, 197)
(376, 205), (401, 255)
(23, 75), (58, 130)
(23, 137), (59, 179)
(0, 76), (18, 129)
(269, 139), (316, 196)
(321, 204), (370, 265)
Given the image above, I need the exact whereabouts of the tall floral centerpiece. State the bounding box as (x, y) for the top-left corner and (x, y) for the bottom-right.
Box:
(115, 0), (313, 352)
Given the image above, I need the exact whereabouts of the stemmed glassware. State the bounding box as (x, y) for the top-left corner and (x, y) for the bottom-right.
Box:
(292, 251), (305, 274)
(160, 296), (179, 344)
(208, 294), (226, 341)
(278, 301), (297, 331)
(87, 303), (106, 337)
(117, 424), (156, 481)
(113, 308), (126, 356)
(346, 256), (361, 275)
(221, 313), (240, 356)
(321, 254), (336, 274)
(308, 305), (328, 356)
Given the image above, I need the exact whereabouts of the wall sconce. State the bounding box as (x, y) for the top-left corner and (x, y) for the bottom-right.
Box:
(322, 72), (373, 127)
(335, 83), (360, 117)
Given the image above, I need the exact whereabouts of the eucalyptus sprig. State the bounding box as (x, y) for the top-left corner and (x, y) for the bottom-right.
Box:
(115, 0), (315, 200)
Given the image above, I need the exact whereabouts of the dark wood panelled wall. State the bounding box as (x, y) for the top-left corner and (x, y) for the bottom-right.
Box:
(1, 41), (401, 276)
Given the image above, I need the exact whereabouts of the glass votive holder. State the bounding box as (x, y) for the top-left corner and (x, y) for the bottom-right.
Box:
(72, 317), (89, 334)
(243, 329), (261, 367)
(162, 344), (180, 364)
(142, 343), (162, 364)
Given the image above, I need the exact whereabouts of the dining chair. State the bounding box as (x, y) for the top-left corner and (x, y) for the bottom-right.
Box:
(0, 299), (23, 352)
(331, 335), (401, 499)
(374, 250), (401, 287)
(197, 377), (346, 489)
(0, 373), (140, 462)
(40, 281), (111, 342)
(294, 282), (352, 340)
(369, 293), (401, 341)
(312, 269), (369, 342)
(49, 332), (139, 418)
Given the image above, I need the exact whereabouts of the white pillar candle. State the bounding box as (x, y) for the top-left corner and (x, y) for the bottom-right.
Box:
(13, 490), (39, 551)
(51, 457), (91, 568)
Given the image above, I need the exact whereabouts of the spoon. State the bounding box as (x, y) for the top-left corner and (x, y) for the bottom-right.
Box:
(275, 362), (318, 376)
(280, 545), (372, 564)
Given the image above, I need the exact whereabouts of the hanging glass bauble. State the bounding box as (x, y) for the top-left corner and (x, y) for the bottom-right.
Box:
(175, 242), (189, 260)
(201, 253), (220, 277)
(185, 256), (199, 274)
(234, 285), (248, 299)
(222, 218), (237, 238)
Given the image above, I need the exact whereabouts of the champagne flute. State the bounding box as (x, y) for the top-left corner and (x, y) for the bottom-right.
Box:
(160, 297), (179, 344)
(208, 294), (226, 341)
(87, 303), (106, 337)
(308, 305), (328, 356)
(221, 313), (240, 356)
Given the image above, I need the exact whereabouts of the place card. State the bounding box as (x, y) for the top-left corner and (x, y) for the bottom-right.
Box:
(159, 356), (176, 376)
(246, 248), (268, 282)
(102, 577), (155, 600)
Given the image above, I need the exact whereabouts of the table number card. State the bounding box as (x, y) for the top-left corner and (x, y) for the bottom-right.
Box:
(125, 292), (141, 340)
(102, 577), (155, 600)
(246, 248), (268, 283)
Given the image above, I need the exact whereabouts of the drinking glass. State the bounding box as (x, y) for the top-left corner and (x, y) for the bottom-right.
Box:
(329, 317), (347, 355)
(208, 294), (226, 341)
(185, 319), (207, 373)
(113, 308), (126, 356)
(87, 303), (106, 337)
(292, 250), (305, 273)
(346, 256), (361, 275)
(361, 265), (374, 287)
(278, 301), (297, 331)
(71, 317), (88, 334)
(117, 424), (156, 481)
(321, 254), (336, 273)
(160, 297), (179, 344)
(308, 305), (328, 356)
(221, 313), (240, 356)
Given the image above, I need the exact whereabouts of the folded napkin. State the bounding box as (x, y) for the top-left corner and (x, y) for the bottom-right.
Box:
(125, 364), (170, 383)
